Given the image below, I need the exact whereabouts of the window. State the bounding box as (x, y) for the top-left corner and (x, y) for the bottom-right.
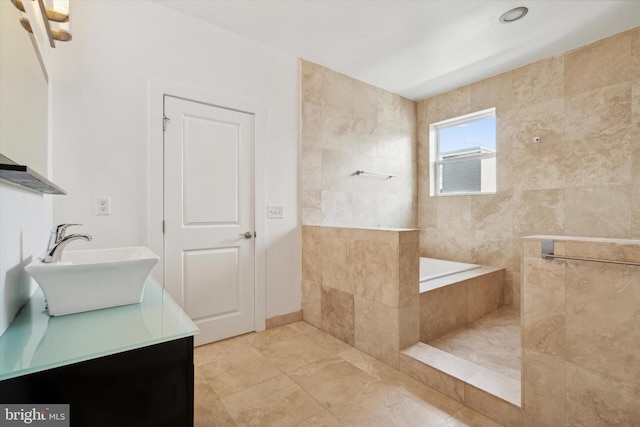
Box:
(429, 108), (496, 196)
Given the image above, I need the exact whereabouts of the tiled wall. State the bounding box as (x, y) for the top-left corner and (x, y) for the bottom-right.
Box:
(420, 267), (504, 343)
(301, 61), (418, 229)
(301, 225), (420, 368)
(522, 236), (640, 425)
(417, 27), (640, 307)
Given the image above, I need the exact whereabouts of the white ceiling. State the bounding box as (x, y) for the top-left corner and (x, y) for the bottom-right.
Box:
(153, 0), (640, 101)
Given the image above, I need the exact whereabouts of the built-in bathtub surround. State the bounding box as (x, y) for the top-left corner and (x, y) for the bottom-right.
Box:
(522, 236), (640, 425)
(301, 225), (420, 368)
(417, 26), (640, 308)
(300, 60), (418, 229)
(420, 263), (504, 343)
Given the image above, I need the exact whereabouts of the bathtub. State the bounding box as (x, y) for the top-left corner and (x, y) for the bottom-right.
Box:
(419, 257), (504, 343)
(420, 257), (480, 282)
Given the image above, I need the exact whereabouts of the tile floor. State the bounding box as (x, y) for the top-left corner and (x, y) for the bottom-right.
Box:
(194, 321), (504, 426)
(429, 306), (521, 383)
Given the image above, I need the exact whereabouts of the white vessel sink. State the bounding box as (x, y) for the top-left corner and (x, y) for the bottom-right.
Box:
(25, 246), (159, 316)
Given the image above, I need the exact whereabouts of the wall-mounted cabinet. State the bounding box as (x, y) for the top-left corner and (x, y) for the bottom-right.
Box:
(0, 154), (65, 194)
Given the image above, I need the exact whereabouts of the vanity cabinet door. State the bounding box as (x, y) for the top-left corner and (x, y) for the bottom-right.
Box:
(0, 337), (194, 427)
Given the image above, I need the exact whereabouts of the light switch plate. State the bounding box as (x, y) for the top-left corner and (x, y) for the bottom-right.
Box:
(267, 205), (284, 219)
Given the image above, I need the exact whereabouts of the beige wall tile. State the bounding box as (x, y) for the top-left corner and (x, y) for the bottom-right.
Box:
(302, 191), (323, 225)
(565, 262), (640, 383)
(319, 236), (353, 293)
(320, 65), (355, 115)
(522, 256), (565, 324)
(509, 99), (565, 191)
(352, 239), (399, 306)
(565, 83), (632, 139)
(469, 195), (514, 284)
(471, 71), (513, 113)
(522, 257), (565, 357)
(564, 239), (640, 263)
(302, 226), (321, 283)
(301, 60), (323, 104)
(522, 350), (565, 427)
(512, 189), (565, 237)
(301, 60), (417, 228)
(302, 279), (322, 328)
(564, 185), (634, 238)
(565, 28), (637, 96)
(353, 79), (382, 120)
(321, 286), (355, 346)
(632, 27), (640, 77)
(301, 102), (322, 147)
(304, 29), (639, 307)
(522, 240), (541, 258)
(354, 296), (400, 368)
(495, 111), (515, 193)
(512, 55), (564, 110)
(467, 270), (504, 323)
(420, 283), (468, 343)
(523, 313), (565, 358)
(425, 86), (471, 124)
(566, 362), (640, 426)
(399, 231), (420, 307)
(266, 310), (302, 329)
(301, 146), (322, 191)
(634, 80), (640, 124)
(415, 30), (638, 305)
(522, 236), (640, 427)
(564, 85), (633, 188)
(399, 298), (420, 349)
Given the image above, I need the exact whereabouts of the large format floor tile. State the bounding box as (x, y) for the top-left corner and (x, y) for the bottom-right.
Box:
(194, 321), (503, 426)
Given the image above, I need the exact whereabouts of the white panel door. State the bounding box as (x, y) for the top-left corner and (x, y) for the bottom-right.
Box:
(164, 95), (255, 346)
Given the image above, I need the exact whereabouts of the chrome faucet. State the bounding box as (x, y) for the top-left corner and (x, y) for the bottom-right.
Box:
(42, 224), (93, 263)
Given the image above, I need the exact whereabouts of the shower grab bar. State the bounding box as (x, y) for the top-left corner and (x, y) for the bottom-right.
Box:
(541, 239), (640, 267)
(354, 170), (396, 178)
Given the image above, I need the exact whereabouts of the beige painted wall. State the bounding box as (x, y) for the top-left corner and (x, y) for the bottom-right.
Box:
(418, 27), (640, 307)
(301, 61), (418, 228)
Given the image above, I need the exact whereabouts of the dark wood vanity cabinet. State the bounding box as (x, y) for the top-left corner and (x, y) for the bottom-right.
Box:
(0, 337), (194, 427)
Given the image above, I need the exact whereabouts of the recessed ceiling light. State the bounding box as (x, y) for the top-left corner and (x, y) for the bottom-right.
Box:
(499, 6), (528, 23)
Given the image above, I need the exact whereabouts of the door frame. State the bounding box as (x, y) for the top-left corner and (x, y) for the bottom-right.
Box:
(148, 80), (266, 332)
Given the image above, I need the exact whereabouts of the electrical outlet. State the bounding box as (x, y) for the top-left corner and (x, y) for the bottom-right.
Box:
(95, 196), (111, 215)
(267, 205), (284, 219)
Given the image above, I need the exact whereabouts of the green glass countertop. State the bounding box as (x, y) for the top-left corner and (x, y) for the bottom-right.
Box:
(0, 278), (199, 381)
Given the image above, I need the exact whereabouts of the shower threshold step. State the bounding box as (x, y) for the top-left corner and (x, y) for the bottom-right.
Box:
(399, 342), (521, 408)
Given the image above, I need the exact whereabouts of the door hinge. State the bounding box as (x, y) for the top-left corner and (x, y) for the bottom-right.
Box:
(162, 220), (165, 233)
(163, 115), (170, 131)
